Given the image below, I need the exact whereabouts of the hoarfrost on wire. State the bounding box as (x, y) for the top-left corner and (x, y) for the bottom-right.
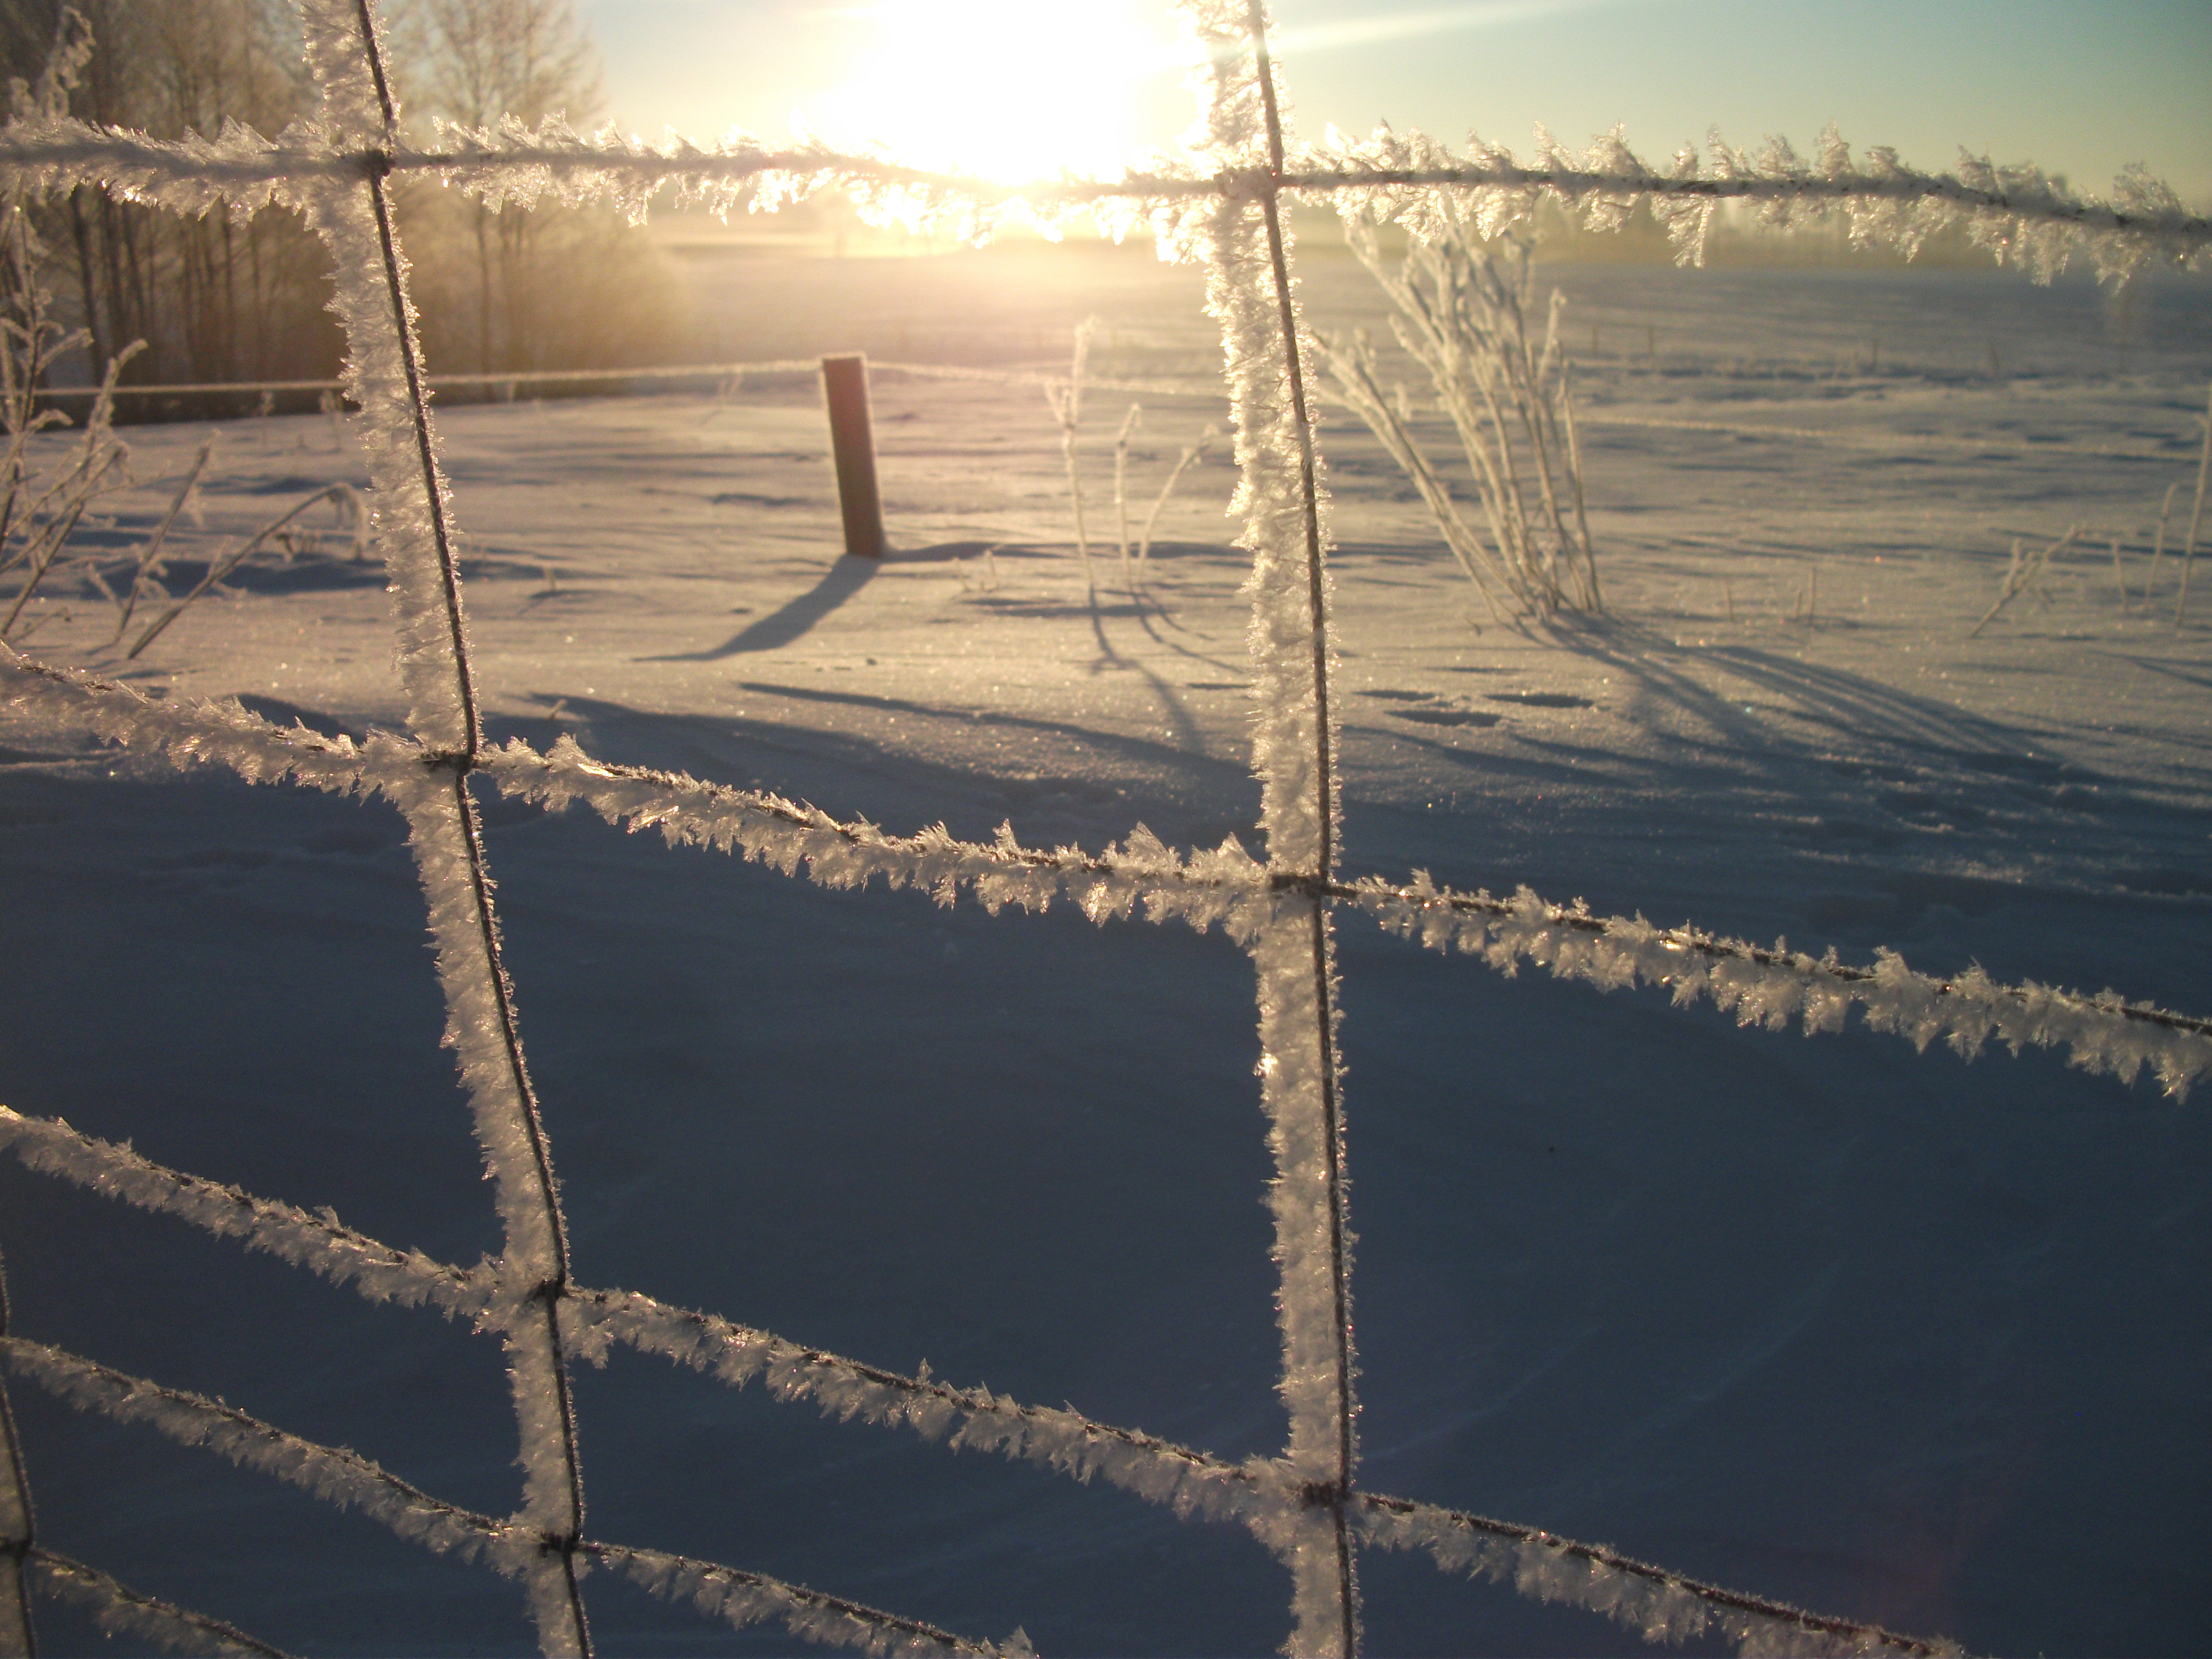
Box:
(1295, 121), (2209, 286)
(296, 3), (593, 1648)
(1352, 1502), (1951, 1658)
(5, 651), (2204, 1098)
(0, 1105), (1288, 1528)
(0, 1339), (1009, 1658)
(0, 100), (2203, 283)
(1184, 3), (1364, 1649)
(27, 1551), (288, 1658)
(0, 1105), (1949, 1657)
(1348, 875), (2212, 1099)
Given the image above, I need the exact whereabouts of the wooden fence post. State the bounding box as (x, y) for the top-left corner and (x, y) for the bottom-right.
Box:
(821, 353), (885, 559)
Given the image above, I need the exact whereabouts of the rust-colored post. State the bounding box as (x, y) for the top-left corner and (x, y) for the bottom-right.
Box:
(821, 353), (885, 558)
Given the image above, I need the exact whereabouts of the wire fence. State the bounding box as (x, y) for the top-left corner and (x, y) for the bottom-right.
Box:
(23, 358), (1207, 401)
(30, 359), (2201, 474)
(0, 0), (2207, 1655)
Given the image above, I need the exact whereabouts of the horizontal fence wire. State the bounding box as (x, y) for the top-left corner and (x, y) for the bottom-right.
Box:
(1348, 1500), (1955, 1659)
(27, 1548), (291, 1658)
(0, 1339), (1009, 1659)
(1332, 875), (2212, 1091)
(1, 125), (2205, 243)
(0, 1105), (1950, 1658)
(0, 1104), (1279, 1528)
(6, 652), (2205, 1096)
(0, 118), (2204, 284)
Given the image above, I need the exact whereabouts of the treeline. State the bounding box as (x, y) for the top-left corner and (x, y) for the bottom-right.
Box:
(0, 0), (681, 403)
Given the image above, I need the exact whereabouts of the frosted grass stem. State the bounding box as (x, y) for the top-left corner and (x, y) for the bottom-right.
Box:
(1113, 402), (1142, 595)
(1043, 317), (1100, 593)
(1326, 216), (1597, 615)
(127, 484), (364, 659)
(0, 448), (126, 638)
(108, 436), (215, 648)
(1971, 525), (2078, 638)
(0, 337), (140, 640)
(2176, 381), (2210, 625)
(1559, 362), (1599, 608)
(2145, 480), (2178, 599)
(1318, 331), (1511, 618)
(1135, 424), (1216, 587)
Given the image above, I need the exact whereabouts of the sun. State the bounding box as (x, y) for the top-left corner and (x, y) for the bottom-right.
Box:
(801, 0), (1175, 183)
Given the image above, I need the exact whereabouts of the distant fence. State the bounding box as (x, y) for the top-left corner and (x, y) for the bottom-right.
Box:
(32, 359), (2195, 468)
(28, 354), (1212, 430)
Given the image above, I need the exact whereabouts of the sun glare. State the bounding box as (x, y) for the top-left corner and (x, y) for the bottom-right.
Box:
(802, 0), (1175, 183)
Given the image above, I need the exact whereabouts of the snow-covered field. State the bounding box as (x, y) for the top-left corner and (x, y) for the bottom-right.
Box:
(3, 239), (2209, 1656)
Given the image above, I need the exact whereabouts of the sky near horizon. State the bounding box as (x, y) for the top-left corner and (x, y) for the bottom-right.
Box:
(573, 0), (2212, 205)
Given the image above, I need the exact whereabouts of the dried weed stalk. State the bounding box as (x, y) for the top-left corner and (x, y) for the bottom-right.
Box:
(1318, 212), (1600, 619)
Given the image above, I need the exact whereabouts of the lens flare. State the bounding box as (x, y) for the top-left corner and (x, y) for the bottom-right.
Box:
(802, 0), (1173, 181)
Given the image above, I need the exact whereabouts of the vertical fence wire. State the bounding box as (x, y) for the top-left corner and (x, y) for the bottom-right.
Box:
(1199, 1), (1362, 1651)
(0, 1250), (36, 1658)
(288, 3), (593, 1651)
(1244, 3), (1359, 1596)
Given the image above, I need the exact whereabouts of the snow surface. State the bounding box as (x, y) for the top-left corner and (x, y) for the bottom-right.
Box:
(2, 233), (2210, 1656)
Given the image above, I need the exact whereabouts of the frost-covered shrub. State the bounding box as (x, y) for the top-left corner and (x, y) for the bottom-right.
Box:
(0, 19), (137, 644)
(1316, 213), (1599, 618)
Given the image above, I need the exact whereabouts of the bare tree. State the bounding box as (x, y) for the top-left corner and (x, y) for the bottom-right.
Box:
(0, 0), (337, 393)
(0, 0), (665, 402)
(395, 0), (601, 374)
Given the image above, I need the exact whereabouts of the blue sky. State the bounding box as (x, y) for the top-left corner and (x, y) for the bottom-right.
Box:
(575, 0), (2212, 203)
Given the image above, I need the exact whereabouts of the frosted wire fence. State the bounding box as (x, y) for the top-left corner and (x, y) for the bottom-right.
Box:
(1, 1), (2209, 1655)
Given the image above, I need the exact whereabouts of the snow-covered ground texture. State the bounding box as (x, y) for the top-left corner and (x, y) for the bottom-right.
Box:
(3, 235), (2211, 1657)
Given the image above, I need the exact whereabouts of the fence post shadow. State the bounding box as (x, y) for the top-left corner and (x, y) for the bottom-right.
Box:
(646, 555), (882, 661)
(643, 542), (1005, 661)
